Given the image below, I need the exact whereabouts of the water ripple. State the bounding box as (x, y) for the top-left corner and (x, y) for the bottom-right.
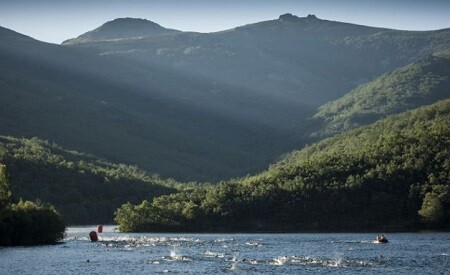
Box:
(2, 228), (449, 274)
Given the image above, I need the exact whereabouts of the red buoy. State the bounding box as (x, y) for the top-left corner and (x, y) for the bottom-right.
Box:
(97, 225), (103, 233)
(89, 231), (98, 242)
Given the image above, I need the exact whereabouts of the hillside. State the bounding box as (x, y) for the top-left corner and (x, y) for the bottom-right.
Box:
(64, 14), (450, 107)
(2, 15), (450, 183)
(115, 100), (450, 232)
(0, 26), (301, 182)
(0, 135), (180, 224)
(310, 55), (450, 137)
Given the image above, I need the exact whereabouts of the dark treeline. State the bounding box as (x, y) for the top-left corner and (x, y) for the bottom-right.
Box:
(0, 164), (66, 246)
(0, 136), (182, 224)
(115, 100), (450, 232)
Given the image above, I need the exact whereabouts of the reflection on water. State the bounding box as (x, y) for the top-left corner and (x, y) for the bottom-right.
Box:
(1, 226), (449, 274)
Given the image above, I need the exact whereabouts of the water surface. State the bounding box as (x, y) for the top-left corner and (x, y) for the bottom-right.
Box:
(1, 226), (449, 274)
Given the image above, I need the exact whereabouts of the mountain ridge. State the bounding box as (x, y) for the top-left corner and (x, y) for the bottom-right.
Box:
(63, 14), (450, 108)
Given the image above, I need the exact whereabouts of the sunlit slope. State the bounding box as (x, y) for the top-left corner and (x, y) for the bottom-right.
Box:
(310, 55), (450, 137)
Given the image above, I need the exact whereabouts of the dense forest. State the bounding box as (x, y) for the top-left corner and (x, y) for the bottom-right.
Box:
(0, 164), (66, 246)
(115, 100), (450, 232)
(0, 136), (181, 224)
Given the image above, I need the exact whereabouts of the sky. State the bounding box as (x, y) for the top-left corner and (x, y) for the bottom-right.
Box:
(0, 0), (449, 44)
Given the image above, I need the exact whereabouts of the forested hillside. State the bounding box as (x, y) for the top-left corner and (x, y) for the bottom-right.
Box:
(115, 100), (450, 232)
(0, 136), (178, 224)
(310, 55), (450, 137)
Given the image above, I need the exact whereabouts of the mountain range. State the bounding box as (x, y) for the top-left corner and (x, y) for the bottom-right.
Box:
(63, 13), (450, 107)
(1, 14), (449, 224)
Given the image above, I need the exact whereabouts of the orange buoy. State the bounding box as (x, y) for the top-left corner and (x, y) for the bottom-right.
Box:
(97, 225), (103, 233)
(89, 231), (98, 242)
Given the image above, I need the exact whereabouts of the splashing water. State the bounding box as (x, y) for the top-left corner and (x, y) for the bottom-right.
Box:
(271, 256), (289, 266)
(167, 247), (191, 262)
(203, 250), (225, 258)
(2, 228), (448, 274)
(229, 261), (238, 271)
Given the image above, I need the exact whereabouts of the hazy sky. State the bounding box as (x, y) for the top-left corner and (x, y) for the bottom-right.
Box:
(0, 0), (449, 44)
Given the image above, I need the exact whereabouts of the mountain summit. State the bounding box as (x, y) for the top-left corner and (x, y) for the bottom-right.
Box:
(278, 13), (317, 21)
(62, 18), (180, 44)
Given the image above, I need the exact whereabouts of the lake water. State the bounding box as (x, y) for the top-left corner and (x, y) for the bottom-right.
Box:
(1, 226), (449, 274)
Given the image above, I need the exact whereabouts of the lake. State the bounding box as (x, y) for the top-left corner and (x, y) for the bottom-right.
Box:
(1, 226), (449, 274)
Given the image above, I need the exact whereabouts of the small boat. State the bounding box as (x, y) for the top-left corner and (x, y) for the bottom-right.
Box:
(373, 235), (388, 243)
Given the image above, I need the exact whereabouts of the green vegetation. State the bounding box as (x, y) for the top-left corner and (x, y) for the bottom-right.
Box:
(0, 164), (66, 246)
(418, 192), (445, 223)
(311, 56), (450, 137)
(0, 164), (11, 209)
(115, 100), (450, 232)
(0, 136), (180, 224)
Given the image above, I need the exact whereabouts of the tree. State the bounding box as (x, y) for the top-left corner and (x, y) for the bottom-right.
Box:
(0, 164), (11, 210)
(418, 192), (444, 223)
(0, 164), (66, 246)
